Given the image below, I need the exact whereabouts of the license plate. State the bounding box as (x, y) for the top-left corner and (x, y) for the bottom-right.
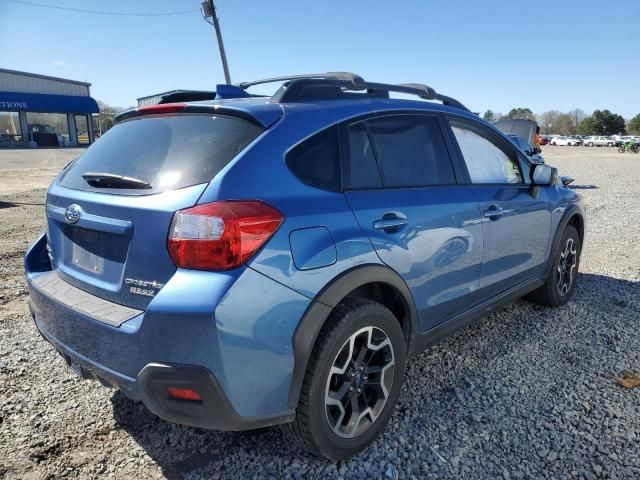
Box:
(72, 241), (105, 274)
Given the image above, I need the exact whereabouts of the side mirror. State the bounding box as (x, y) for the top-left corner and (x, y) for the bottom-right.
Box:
(531, 163), (553, 185)
(529, 153), (545, 164)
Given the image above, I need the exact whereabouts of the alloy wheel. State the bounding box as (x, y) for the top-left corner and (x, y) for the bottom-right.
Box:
(557, 238), (577, 296)
(324, 326), (395, 438)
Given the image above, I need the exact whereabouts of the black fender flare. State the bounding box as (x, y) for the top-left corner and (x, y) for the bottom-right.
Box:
(542, 203), (585, 279)
(287, 264), (418, 409)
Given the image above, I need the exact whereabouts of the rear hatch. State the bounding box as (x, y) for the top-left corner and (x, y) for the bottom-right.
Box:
(493, 119), (537, 147)
(45, 112), (263, 309)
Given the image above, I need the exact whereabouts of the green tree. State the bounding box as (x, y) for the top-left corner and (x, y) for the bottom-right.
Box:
(506, 107), (535, 120)
(577, 110), (626, 136)
(627, 114), (640, 135)
(556, 114), (576, 135)
(483, 110), (495, 122)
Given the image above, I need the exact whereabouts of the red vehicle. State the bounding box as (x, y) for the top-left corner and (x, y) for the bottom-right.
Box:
(539, 136), (550, 146)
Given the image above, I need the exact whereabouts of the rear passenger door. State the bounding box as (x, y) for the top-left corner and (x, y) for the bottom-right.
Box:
(343, 114), (484, 332)
(446, 118), (552, 301)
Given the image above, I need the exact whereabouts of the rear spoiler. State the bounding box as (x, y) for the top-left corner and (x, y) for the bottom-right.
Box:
(114, 102), (282, 129)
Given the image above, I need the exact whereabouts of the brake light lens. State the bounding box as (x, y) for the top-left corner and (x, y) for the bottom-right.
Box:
(167, 201), (283, 270)
(137, 103), (187, 115)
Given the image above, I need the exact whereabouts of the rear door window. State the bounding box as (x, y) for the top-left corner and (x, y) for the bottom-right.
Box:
(365, 115), (456, 188)
(344, 122), (383, 189)
(61, 114), (263, 195)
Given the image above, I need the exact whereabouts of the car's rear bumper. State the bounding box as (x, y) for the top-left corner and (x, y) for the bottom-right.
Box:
(25, 233), (308, 430)
(30, 312), (292, 430)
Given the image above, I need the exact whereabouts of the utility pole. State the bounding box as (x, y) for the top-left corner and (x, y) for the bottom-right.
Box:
(201, 0), (231, 84)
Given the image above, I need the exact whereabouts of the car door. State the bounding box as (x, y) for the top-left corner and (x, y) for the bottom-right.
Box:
(446, 117), (552, 301)
(343, 113), (483, 332)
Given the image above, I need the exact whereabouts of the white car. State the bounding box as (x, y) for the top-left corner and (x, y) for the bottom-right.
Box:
(584, 136), (614, 147)
(550, 136), (581, 146)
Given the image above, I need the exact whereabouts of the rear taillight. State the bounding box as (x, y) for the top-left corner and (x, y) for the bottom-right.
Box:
(167, 201), (283, 271)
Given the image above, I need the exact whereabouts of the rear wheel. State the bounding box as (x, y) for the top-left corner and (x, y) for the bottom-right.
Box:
(528, 225), (581, 307)
(618, 146), (625, 153)
(589, 142), (594, 147)
(282, 298), (406, 461)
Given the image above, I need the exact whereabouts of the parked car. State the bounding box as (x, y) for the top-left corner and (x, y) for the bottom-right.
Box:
(550, 136), (581, 146)
(568, 135), (584, 145)
(539, 135), (550, 146)
(25, 72), (585, 461)
(584, 136), (614, 147)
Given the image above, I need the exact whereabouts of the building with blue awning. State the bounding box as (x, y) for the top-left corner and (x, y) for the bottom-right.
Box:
(0, 68), (99, 148)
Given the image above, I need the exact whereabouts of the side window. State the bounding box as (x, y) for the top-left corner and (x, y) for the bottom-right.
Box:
(344, 122), (383, 189)
(450, 123), (523, 184)
(366, 115), (456, 188)
(286, 125), (340, 191)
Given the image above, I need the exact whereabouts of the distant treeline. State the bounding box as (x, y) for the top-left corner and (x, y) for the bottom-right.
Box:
(483, 108), (640, 136)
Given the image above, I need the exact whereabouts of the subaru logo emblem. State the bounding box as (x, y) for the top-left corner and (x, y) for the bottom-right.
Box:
(64, 204), (82, 224)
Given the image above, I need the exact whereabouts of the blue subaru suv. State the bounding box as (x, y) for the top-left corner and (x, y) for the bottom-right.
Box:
(25, 72), (584, 460)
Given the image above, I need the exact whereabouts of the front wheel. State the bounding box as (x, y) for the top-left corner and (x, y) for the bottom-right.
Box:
(282, 299), (406, 461)
(618, 146), (625, 153)
(589, 142), (594, 147)
(528, 225), (581, 307)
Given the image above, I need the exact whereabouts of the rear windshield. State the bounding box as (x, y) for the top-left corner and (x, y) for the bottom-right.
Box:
(60, 114), (263, 195)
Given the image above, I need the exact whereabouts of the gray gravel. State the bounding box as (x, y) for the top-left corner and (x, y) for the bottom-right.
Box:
(1, 146), (639, 479)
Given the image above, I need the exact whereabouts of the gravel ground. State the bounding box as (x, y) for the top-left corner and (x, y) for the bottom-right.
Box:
(1, 146), (639, 479)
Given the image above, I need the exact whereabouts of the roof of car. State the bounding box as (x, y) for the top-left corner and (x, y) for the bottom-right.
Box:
(118, 73), (481, 129)
(117, 95), (480, 130)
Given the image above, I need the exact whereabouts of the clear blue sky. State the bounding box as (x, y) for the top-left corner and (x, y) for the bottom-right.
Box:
(2, 0), (639, 117)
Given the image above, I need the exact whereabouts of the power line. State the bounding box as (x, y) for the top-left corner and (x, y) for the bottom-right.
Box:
(8, 0), (200, 17)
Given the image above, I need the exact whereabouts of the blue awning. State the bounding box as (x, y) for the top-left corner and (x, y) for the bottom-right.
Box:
(0, 91), (99, 114)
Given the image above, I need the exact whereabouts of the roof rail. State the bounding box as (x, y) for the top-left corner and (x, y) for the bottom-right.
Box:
(235, 72), (468, 111)
(270, 76), (469, 111)
(237, 72), (366, 90)
(154, 72), (470, 112)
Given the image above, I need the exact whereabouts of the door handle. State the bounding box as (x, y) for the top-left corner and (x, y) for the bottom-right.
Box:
(483, 205), (504, 220)
(373, 213), (408, 232)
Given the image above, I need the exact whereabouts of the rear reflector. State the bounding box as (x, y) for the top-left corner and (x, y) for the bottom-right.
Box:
(167, 387), (203, 401)
(137, 103), (187, 115)
(167, 201), (283, 271)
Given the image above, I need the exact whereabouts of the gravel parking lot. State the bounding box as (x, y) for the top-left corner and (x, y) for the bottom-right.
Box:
(1, 146), (639, 479)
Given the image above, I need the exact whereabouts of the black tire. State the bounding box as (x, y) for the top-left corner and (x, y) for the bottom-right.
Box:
(281, 298), (406, 461)
(528, 225), (581, 307)
(618, 146), (625, 153)
(608, 142), (613, 147)
(589, 142), (594, 147)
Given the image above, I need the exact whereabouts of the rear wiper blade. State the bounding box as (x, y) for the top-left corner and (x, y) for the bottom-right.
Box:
(82, 172), (152, 189)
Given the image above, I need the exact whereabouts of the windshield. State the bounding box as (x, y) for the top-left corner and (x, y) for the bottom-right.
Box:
(60, 114), (263, 195)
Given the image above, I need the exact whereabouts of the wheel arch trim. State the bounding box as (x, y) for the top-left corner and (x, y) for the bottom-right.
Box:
(287, 264), (418, 409)
(543, 204), (585, 278)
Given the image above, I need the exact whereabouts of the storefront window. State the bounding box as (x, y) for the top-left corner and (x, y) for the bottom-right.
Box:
(75, 114), (90, 145)
(0, 111), (22, 145)
(26, 112), (69, 146)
